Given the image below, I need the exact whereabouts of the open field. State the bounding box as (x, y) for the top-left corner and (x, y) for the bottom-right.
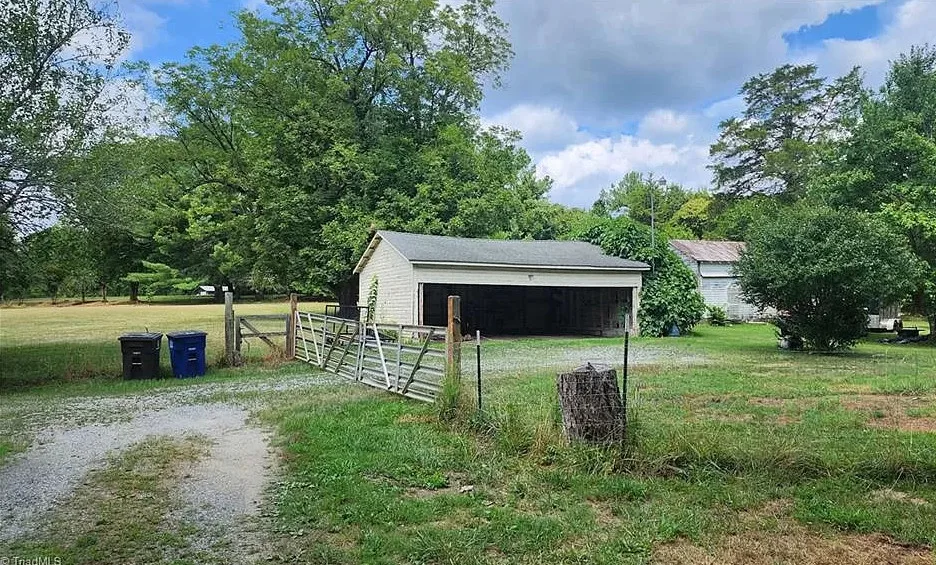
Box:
(0, 300), (325, 390)
(1, 303), (935, 563)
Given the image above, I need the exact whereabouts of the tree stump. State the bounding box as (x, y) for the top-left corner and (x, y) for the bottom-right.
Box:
(557, 363), (625, 445)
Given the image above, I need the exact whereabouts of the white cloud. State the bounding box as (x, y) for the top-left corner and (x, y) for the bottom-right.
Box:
(482, 104), (585, 152)
(102, 79), (170, 137)
(537, 136), (710, 207)
(636, 109), (694, 143)
(486, 1), (936, 209)
(806, 0), (936, 86)
(120, 2), (169, 56)
(702, 96), (745, 121)
(486, 0), (883, 122)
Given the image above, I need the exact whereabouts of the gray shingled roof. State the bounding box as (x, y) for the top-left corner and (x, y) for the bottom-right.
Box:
(670, 240), (745, 263)
(359, 231), (649, 271)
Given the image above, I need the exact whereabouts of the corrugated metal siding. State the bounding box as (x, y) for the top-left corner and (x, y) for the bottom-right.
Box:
(357, 241), (415, 324)
(413, 265), (643, 289)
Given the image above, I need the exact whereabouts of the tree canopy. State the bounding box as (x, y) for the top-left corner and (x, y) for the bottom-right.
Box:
(137, 0), (551, 297)
(0, 0), (129, 232)
(710, 64), (864, 200)
(736, 206), (919, 351)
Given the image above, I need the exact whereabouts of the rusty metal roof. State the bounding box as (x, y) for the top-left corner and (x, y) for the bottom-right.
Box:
(670, 240), (745, 263)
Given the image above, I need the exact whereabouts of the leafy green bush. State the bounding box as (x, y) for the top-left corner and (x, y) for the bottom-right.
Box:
(706, 304), (728, 326)
(122, 261), (202, 296)
(572, 217), (705, 337)
(737, 205), (920, 351)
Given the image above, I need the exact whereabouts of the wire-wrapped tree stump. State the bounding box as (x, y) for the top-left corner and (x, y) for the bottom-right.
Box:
(557, 363), (624, 445)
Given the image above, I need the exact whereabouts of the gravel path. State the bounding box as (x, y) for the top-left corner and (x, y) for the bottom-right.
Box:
(0, 371), (339, 547)
(0, 404), (258, 542)
(476, 340), (704, 377)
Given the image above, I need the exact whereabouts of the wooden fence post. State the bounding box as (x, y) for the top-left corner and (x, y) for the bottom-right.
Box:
(286, 293), (298, 359)
(224, 291), (235, 366)
(438, 295), (464, 419)
(446, 295), (462, 384)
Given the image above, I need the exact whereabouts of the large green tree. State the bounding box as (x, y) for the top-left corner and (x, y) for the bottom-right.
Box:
(573, 216), (705, 337)
(148, 0), (550, 297)
(0, 0), (128, 232)
(816, 46), (936, 338)
(737, 206), (919, 351)
(710, 64), (864, 199)
(591, 172), (713, 239)
(22, 223), (96, 302)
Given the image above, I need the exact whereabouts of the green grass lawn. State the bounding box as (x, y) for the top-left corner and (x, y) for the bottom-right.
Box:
(2, 303), (935, 563)
(0, 300), (325, 390)
(262, 323), (936, 564)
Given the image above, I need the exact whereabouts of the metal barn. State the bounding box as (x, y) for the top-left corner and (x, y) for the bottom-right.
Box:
(669, 240), (770, 321)
(354, 231), (649, 336)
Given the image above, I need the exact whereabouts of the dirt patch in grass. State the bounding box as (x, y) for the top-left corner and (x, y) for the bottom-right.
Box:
(652, 528), (932, 564)
(867, 417), (936, 433)
(871, 489), (930, 507)
(773, 414), (800, 425)
(840, 395), (936, 432)
(396, 413), (437, 424)
(748, 397), (794, 408)
(656, 499), (932, 564)
(585, 499), (619, 526)
(2, 436), (209, 563)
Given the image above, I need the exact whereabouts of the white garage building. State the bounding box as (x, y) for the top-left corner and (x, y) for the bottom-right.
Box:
(670, 239), (766, 321)
(354, 231), (650, 336)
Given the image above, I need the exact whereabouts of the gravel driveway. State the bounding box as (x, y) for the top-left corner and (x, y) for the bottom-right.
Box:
(476, 339), (704, 377)
(0, 372), (339, 547)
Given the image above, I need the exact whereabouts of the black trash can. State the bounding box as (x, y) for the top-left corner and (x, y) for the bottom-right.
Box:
(166, 330), (207, 378)
(118, 332), (163, 379)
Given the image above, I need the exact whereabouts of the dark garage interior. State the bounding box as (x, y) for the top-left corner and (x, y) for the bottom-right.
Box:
(421, 283), (632, 336)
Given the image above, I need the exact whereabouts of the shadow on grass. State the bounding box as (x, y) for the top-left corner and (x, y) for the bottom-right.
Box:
(0, 339), (297, 393)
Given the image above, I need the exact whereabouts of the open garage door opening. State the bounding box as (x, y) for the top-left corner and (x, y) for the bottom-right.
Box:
(421, 283), (633, 337)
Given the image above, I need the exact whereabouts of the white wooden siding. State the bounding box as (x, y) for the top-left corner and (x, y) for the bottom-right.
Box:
(701, 277), (769, 321)
(699, 262), (735, 278)
(357, 241), (414, 324)
(412, 264), (643, 289)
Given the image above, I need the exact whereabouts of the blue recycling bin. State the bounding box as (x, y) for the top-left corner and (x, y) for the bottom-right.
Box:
(166, 330), (207, 378)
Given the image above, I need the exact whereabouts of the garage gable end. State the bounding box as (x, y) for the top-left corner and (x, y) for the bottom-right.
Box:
(355, 235), (415, 324)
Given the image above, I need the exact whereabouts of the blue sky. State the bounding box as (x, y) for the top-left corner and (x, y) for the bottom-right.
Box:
(123, 0), (932, 207)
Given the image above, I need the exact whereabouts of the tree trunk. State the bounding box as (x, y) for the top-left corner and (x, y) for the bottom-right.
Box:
(214, 284), (225, 303)
(557, 363), (625, 445)
(100, 283), (108, 302)
(129, 282), (139, 303)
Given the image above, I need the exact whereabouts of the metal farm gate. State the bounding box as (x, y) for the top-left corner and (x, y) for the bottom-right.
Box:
(294, 311), (447, 402)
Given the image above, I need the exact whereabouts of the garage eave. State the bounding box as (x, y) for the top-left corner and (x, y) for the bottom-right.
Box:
(411, 260), (650, 272)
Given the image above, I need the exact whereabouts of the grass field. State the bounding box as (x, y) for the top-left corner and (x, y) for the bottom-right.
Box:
(0, 300), (324, 390)
(260, 326), (936, 564)
(2, 303), (935, 563)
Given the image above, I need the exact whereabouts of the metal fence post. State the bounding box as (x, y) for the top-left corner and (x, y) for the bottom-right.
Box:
(286, 293), (298, 359)
(476, 330), (482, 411)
